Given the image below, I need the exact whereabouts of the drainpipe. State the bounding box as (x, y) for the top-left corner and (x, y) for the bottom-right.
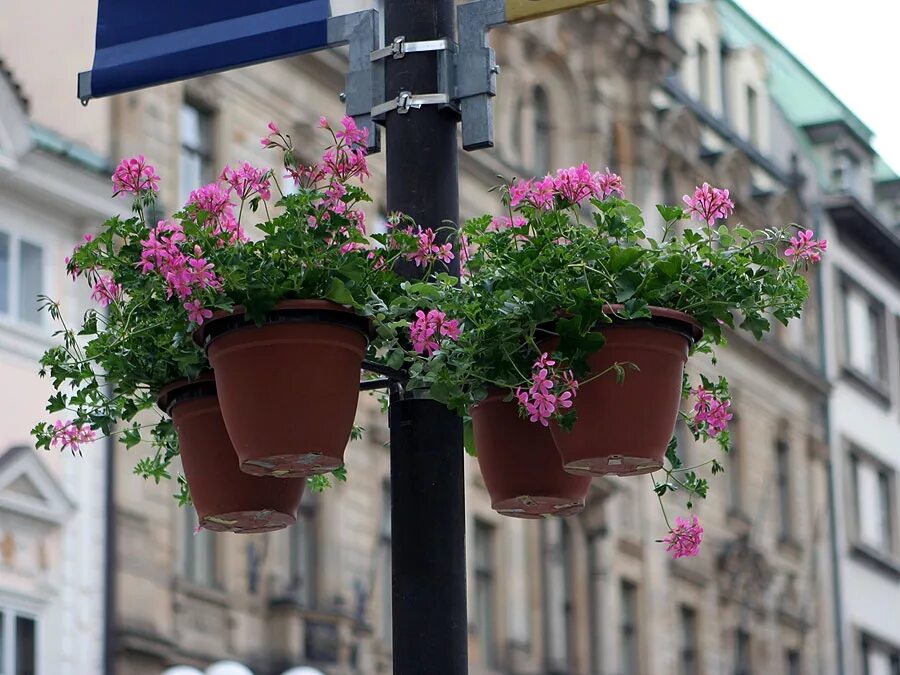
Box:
(103, 385), (117, 675)
(813, 205), (845, 675)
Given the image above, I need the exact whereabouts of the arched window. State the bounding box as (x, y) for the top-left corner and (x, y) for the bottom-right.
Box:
(533, 86), (552, 175)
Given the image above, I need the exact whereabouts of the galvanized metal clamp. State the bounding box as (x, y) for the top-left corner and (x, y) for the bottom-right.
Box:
(370, 35), (459, 122)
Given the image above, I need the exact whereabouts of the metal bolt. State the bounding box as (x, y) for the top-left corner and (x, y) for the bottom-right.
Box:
(339, 92), (347, 102)
(491, 64), (501, 74)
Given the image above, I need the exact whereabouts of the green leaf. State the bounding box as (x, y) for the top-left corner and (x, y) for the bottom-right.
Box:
(463, 419), (477, 457)
(656, 204), (685, 222)
(607, 246), (645, 273)
(324, 278), (354, 305)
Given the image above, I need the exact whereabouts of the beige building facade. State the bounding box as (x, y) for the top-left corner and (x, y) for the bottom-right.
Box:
(6, 1), (893, 674)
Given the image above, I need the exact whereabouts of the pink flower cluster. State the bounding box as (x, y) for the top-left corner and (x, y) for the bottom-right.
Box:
(91, 275), (122, 307)
(663, 514), (704, 559)
(221, 162), (272, 201)
(51, 420), (96, 456)
(405, 228), (454, 269)
(514, 353), (578, 427)
(320, 116), (369, 184)
(785, 229), (827, 263)
(187, 183), (247, 246)
(139, 220), (222, 323)
(409, 309), (461, 356)
(683, 183), (735, 226)
(111, 156), (160, 197)
(509, 165), (624, 210)
(692, 386), (733, 437)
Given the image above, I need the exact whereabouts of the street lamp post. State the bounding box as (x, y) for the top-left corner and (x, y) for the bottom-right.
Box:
(382, 1), (468, 673)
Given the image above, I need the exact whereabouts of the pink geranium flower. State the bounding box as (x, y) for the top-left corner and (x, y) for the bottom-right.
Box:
(663, 515), (704, 559)
(91, 275), (122, 307)
(409, 309), (462, 356)
(111, 155), (160, 197)
(785, 229), (827, 263)
(184, 299), (213, 325)
(683, 183), (735, 225)
(221, 162), (272, 201)
(692, 386), (733, 437)
(50, 420), (96, 456)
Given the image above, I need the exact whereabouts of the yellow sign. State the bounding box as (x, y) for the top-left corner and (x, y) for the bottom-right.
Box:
(505, 0), (609, 23)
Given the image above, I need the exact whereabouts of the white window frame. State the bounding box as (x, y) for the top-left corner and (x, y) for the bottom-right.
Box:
(847, 442), (897, 561)
(840, 273), (889, 395)
(0, 598), (44, 675)
(0, 227), (50, 331)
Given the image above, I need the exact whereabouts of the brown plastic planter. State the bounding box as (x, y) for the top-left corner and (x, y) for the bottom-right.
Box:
(549, 306), (702, 477)
(471, 390), (591, 519)
(158, 376), (305, 533)
(195, 300), (370, 478)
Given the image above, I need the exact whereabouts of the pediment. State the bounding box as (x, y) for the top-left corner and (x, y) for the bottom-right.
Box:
(0, 62), (33, 165)
(0, 446), (75, 527)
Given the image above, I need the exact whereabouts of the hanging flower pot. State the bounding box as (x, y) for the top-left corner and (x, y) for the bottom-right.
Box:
(196, 300), (370, 478)
(471, 390), (591, 518)
(158, 375), (305, 533)
(548, 307), (702, 477)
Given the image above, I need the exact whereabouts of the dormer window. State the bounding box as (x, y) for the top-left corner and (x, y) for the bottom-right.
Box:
(831, 149), (861, 194)
(697, 43), (711, 107)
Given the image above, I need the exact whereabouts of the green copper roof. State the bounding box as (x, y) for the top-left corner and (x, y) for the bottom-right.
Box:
(30, 124), (110, 175)
(715, 0), (874, 143)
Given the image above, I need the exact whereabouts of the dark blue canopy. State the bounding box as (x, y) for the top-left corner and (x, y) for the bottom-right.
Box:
(80, 0), (332, 99)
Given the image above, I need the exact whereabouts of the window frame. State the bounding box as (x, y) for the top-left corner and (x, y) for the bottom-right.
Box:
(473, 518), (497, 669)
(0, 604), (40, 675)
(860, 631), (900, 675)
(697, 43), (711, 108)
(846, 441), (898, 565)
(776, 434), (794, 539)
(746, 85), (759, 146)
(183, 507), (219, 588)
(0, 228), (49, 330)
(620, 580), (639, 675)
(288, 499), (318, 608)
(839, 272), (890, 399)
(679, 605), (699, 675)
(179, 100), (215, 206)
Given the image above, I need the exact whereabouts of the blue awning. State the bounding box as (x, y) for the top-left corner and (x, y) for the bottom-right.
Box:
(80, 0), (332, 100)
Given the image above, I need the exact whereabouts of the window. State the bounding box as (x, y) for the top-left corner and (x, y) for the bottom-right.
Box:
(746, 86), (759, 145)
(0, 608), (38, 675)
(776, 436), (793, 538)
(862, 635), (900, 675)
(850, 450), (895, 555)
(0, 232), (45, 326)
(727, 413), (743, 512)
(380, 480), (392, 644)
(533, 86), (552, 175)
(697, 44), (710, 107)
(734, 629), (752, 675)
(843, 281), (887, 386)
(544, 519), (573, 671)
(832, 149), (861, 194)
(473, 520), (496, 668)
(786, 649), (802, 675)
(184, 509), (217, 586)
(179, 102), (214, 206)
(679, 606), (698, 675)
(288, 502), (317, 607)
(620, 581), (639, 675)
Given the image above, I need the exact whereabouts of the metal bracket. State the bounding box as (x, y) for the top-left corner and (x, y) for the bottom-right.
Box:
(328, 9), (382, 152)
(370, 36), (453, 61)
(372, 91), (451, 117)
(371, 36), (459, 121)
(457, 0), (506, 150)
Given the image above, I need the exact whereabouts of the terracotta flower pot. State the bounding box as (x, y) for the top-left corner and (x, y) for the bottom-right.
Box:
(471, 390), (591, 519)
(196, 300), (370, 478)
(549, 306), (701, 477)
(158, 376), (305, 533)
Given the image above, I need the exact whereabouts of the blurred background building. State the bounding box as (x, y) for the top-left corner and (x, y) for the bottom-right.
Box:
(0, 0), (898, 674)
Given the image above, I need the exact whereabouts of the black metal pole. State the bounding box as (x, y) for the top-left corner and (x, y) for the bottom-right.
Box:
(383, 0), (467, 672)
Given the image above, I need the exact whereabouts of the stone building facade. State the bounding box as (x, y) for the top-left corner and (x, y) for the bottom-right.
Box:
(3, 0), (899, 674)
(0, 61), (112, 674)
